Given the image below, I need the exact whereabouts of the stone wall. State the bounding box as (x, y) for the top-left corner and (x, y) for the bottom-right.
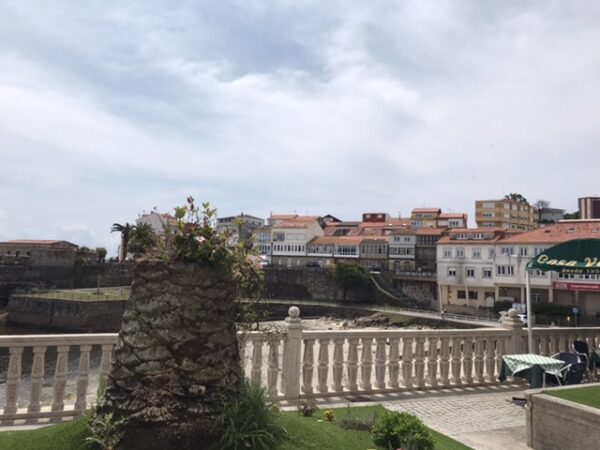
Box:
(393, 279), (437, 307)
(74, 262), (134, 288)
(6, 295), (127, 332)
(263, 267), (375, 303)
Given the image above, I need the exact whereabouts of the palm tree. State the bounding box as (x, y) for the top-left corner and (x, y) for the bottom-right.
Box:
(128, 223), (157, 258)
(111, 223), (135, 262)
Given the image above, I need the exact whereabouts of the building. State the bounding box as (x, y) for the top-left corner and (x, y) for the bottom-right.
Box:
(437, 229), (507, 309)
(387, 229), (417, 272)
(305, 236), (362, 266)
(216, 213), (265, 246)
(359, 238), (389, 270)
(136, 211), (177, 235)
(415, 228), (446, 272)
(437, 220), (600, 317)
(269, 215), (324, 267)
(411, 208), (441, 228)
(475, 198), (537, 230)
(538, 208), (565, 224)
(437, 213), (468, 229)
(578, 197), (600, 219)
(252, 226), (272, 258)
(0, 240), (79, 267)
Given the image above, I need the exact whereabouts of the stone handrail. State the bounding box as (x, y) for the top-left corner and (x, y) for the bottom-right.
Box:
(2, 308), (600, 424)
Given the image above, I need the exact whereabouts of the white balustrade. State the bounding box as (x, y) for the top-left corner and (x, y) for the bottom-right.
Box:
(3, 308), (599, 425)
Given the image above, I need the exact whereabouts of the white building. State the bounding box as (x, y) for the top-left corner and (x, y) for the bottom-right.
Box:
(270, 216), (324, 267)
(136, 211), (177, 235)
(387, 229), (416, 271)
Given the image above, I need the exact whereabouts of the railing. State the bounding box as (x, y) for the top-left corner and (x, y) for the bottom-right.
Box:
(394, 270), (437, 279)
(3, 308), (600, 424)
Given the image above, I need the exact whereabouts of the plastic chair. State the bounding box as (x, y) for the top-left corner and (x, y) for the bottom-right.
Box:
(564, 362), (587, 385)
(573, 340), (591, 369)
(543, 353), (581, 387)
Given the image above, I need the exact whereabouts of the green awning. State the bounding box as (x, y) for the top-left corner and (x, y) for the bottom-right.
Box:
(527, 239), (600, 274)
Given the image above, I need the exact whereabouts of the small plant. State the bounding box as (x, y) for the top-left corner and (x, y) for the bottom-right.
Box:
(298, 398), (318, 417)
(215, 380), (286, 450)
(371, 411), (434, 450)
(323, 409), (335, 421)
(85, 413), (123, 450)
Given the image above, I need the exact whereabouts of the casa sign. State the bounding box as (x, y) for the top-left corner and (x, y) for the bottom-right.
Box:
(527, 239), (600, 275)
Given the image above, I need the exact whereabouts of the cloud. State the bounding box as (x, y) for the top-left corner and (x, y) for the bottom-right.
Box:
(1, 0), (599, 254)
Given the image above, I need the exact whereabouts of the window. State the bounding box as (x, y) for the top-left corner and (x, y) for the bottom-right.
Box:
(456, 248), (465, 258)
(273, 232), (285, 242)
(500, 247), (514, 255)
(519, 247), (528, 257)
(533, 247), (546, 256)
(448, 267), (457, 277)
(472, 248), (481, 259)
(496, 265), (514, 276)
(482, 212), (495, 218)
(468, 290), (479, 300)
(457, 290), (466, 299)
(488, 248), (495, 258)
(482, 268), (493, 278)
(449, 220), (460, 227)
(443, 248), (452, 258)
(466, 268), (475, 278)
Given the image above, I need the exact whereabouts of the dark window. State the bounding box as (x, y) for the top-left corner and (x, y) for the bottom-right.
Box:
(457, 290), (466, 299)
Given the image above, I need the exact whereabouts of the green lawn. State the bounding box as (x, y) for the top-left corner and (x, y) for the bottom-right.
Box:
(545, 385), (600, 409)
(0, 406), (471, 450)
(20, 287), (130, 302)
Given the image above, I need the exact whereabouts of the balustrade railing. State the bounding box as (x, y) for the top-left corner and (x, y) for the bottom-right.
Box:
(3, 307), (599, 424)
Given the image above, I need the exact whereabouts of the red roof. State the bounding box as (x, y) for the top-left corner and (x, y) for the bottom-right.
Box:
(415, 228), (446, 236)
(412, 208), (441, 213)
(499, 220), (600, 244)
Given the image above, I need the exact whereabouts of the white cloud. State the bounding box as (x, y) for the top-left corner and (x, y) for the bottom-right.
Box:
(1, 0), (599, 251)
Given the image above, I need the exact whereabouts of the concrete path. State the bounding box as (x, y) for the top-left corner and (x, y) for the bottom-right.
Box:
(289, 384), (529, 450)
(256, 298), (500, 328)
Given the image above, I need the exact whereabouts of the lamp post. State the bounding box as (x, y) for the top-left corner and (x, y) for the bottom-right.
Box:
(524, 268), (534, 354)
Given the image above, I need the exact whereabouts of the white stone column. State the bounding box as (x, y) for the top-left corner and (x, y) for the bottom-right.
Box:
(282, 306), (303, 401)
(502, 308), (525, 354)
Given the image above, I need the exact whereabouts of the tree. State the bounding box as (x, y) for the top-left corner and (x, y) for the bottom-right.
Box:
(333, 263), (371, 301)
(505, 193), (529, 204)
(564, 211), (579, 220)
(95, 247), (107, 263)
(110, 223), (135, 262)
(534, 200), (551, 222)
(128, 223), (157, 258)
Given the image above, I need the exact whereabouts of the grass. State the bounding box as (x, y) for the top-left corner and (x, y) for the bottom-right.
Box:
(545, 385), (600, 409)
(18, 287), (131, 302)
(0, 406), (472, 450)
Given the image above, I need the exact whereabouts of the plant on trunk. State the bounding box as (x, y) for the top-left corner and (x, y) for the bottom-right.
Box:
(97, 197), (263, 450)
(127, 222), (157, 259)
(110, 223), (135, 262)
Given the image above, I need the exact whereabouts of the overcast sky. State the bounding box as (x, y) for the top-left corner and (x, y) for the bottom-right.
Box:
(1, 1), (600, 255)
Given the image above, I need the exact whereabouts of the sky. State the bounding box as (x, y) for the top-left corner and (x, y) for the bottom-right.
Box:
(1, 1), (600, 256)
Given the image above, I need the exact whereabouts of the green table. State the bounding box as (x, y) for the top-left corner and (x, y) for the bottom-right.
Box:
(499, 354), (566, 388)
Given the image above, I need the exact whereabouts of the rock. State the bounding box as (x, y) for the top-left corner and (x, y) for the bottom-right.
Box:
(352, 312), (391, 328)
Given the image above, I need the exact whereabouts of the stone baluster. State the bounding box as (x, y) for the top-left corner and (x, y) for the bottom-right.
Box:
(540, 335), (550, 357)
(375, 338), (387, 390)
(451, 338), (462, 385)
(414, 337), (425, 388)
(239, 339), (247, 378)
(332, 338), (344, 392)
(496, 339), (506, 375)
(485, 339), (496, 382)
(402, 337), (414, 388)
(440, 337), (450, 386)
(559, 335), (567, 353)
(360, 338), (373, 391)
(302, 339), (315, 394)
(251, 338), (263, 385)
(462, 338), (473, 384)
(346, 338), (359, 392)
(74, 345), (92, 414)
(388, 337), (400, 389)
(267, 339), (280, 396)
(317, 339), (330, 394)
(474, 338), (485, 383)
(4, 346), (24, 415)
(99, 344), (114, 380)
(282, 306), (303, 401)
(427, 337), (438, 387)
(552, 335), (560, 355)
(28, 346), (47, 413)
(52, 345), (70, 412)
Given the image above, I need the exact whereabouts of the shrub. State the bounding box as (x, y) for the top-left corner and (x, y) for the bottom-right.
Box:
(215, 380), (286, 450)
(339, 406), (378, 431)
(298, 399), (318, 417)
(323, 410), (335, 421)
(371, 411), (434, 450)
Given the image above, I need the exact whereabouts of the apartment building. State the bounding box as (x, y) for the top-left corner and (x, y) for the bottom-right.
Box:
(269, 215), (324, 267)
(437, 229), (506, 308)
(579, 197), (600, 219)
(475, 198), (537, 230)
(216, 213), (265, 246)
(437, 220), (600, 317)
(252, 226), (272, 258)
(305, 236), (361, 266)
(415, 228), (446, 272)
(387, 229), (417, 272)
(411, 208), (441, 228)
(437, 213), (468, 229)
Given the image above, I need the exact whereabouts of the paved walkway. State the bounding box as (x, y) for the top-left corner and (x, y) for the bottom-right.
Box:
(290, 384), (529, 450)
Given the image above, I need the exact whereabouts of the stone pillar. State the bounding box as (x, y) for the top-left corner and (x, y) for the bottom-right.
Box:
(548, 287), (554, 304)
(282, 306), (303, 402)
(520, 286), (525, 304)
(502, 308), (525, 354)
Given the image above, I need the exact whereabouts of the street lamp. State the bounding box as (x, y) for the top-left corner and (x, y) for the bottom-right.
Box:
(510, 254), (535, 354)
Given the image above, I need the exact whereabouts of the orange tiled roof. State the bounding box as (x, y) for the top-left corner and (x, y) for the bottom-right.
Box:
(499, 220), (600, 244)
(415, 228), (446, 236)
(412, 208), (441, 213)
(309, 236), (364, 245)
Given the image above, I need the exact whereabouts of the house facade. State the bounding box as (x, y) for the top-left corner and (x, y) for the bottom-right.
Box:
(475, 198), (537, 230)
